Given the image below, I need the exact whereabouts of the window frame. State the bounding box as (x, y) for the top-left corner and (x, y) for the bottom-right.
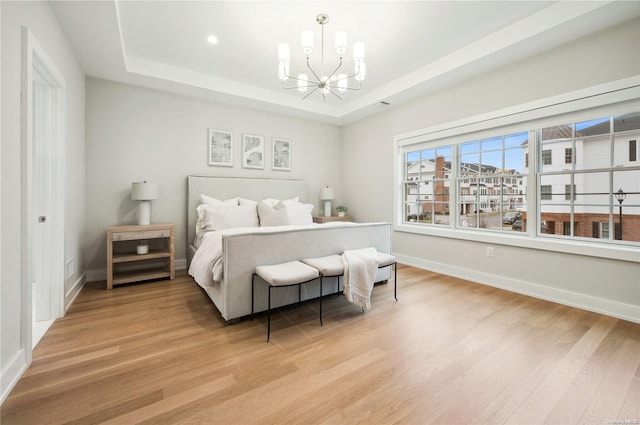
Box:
(393, 77), (639, 263)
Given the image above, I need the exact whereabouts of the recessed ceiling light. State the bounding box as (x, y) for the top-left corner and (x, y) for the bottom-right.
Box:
(207, 35), (219, 45)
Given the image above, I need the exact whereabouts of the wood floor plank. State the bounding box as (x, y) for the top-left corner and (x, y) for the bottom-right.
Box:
(1, 267), (638, 425)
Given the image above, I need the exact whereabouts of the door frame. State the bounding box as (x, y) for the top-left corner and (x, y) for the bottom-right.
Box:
(21, 26), (66, 361)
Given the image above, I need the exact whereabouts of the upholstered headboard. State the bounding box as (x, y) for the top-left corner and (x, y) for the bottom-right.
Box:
(186, 176), (308, 261)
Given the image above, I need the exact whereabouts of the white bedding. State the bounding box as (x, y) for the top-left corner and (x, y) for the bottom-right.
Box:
(188, 222), (356, 290)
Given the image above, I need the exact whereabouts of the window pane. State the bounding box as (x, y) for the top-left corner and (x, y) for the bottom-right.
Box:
(614, 133), (640, 167)
(505, 146), (527, 173)
(576, 117), (610, 137)
(574, 136), (610, 170)
(481, 150), (502, 170)
(460, 140), (480, 154)
(541, 124), (572, 141)
(540, 174), (572, 203)
(575, 206), (612, 239)
(505, 132), (528, 149)
(433, 202), (450, 226)
(614, 112), (640, 132)
(540, 205), (571, 236)
(460, 154), (480, 176)
(482, 136), (502, 151)
(421, 148), (435, 161)
(576, 172), (609, 205)
(613, 170), (640, 241)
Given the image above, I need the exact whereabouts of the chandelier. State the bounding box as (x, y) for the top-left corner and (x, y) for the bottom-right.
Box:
(278, 14), (366, 101)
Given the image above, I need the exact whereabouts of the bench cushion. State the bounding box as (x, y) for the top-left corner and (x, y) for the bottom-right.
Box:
(255, 261), (319, 287)
(377, 252), (396, 267)
(302, 255), (345, 276)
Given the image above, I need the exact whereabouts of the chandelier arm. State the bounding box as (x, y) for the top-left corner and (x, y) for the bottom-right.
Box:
(324, 57), (344, 82)
(327, 81), (363, 91)
(305, 57), (323, 83)
(302, 85), (321, 100)
(326, 87), (345, 100)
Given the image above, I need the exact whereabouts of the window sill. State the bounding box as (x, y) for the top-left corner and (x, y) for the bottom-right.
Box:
(394, 223), (640, 263)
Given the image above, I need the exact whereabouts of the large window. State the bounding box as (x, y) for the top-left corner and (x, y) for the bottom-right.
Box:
(395, 83), (640, 255)
(538, 113), (640, 242)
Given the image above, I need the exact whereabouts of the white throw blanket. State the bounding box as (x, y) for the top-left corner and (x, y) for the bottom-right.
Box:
(341, 247), (378, 310)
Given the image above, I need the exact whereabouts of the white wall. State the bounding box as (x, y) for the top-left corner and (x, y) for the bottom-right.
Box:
(1, 1), (85, 402)
(341, 18), (640, 321)
(84, 78), (343, 275)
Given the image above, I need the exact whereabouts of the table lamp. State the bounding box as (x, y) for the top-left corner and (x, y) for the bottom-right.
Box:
(131, 181), (158, 226)
(320, 186), (335, 217)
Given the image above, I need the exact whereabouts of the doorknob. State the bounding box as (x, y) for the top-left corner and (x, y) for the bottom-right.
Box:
(38, 216), (46, 223)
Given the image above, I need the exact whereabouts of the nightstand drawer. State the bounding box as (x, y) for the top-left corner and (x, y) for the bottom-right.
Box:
(112, 229), (171, 241)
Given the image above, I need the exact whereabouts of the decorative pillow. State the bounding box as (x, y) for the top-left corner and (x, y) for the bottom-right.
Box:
(257, 200), (313, 226)
(259, 196), (300, 208)
(257, 200), (288, 226)
(200, 194), (239, 206)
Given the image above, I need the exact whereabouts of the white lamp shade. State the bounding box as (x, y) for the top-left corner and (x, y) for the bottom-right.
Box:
(278, 43), (290, 62)
(298, 73), (308, 92)
(338, 73), (347, 92)
(301, 30), (314, 54)
(334, 31), (347, 55)
(131, 182), (159, 201)
(353, 41), (365, 62)
(320, 186), (335, 200)
(355, 61), (366, 81)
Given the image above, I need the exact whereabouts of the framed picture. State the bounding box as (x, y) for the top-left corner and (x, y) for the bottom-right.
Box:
(242, 134), (264, 169)
(208, 129), (233, 167)
(272, 138), (291, 171)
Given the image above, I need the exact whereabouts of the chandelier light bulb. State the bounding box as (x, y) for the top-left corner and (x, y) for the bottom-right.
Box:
(278, 43), (290, 62)
(335, 31), (347, 55)
(278, 61), (289, 81)
(298, 74), (308, 92)
(301, 30), (314, 54)
(338, 73), (347, 92)
(353, 41), (365, 63)
(355, 62), (366, 81)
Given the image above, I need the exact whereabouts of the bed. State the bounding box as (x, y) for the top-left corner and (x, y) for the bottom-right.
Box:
(186, 176), (392, 323)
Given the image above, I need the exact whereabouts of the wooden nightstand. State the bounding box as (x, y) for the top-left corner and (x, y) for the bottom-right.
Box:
(106, 223), (175, 289)
(313, 215), (353, 223)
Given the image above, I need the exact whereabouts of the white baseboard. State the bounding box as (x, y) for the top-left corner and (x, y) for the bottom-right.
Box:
(65, 272), (86, 312)
(86, 258), (188, 283)
(1, 349), (28, 404)
(395, 253), (640, 324)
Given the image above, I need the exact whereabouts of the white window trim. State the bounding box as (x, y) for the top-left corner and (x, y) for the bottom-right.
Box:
(393, 76), (640, 263)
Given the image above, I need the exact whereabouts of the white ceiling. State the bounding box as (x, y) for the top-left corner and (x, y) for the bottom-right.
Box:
(50, 1), (640, 125)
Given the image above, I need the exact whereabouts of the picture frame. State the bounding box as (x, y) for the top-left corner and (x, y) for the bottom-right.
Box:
(242, 134), (264, 169)
(208, 129), (233, 167)
(272, 138), (291, 171)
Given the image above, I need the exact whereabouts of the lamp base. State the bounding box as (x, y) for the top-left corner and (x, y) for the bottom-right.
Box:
(323, 200), (332, 217)
(138, 200), (151, 225)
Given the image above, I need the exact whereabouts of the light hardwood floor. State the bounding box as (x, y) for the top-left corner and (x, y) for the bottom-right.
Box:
(2, 266), (638, 424)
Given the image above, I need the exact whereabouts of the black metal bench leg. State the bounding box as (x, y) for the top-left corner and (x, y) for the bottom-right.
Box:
(267, 286), (272, 342)
(394, 262), (398, 302)
(319, 277), (323, 326)
(251, 274), (256, 320)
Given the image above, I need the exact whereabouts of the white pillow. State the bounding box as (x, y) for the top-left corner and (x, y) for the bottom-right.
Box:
(259, 196), (300, 208)
(257, 200), (313, 226)
(200, 194), (239, 206)
(285, 203), (314, 225)
(238, 197), (258, 207)
(257, 200), (288, 226)
(195, 204), (259, 246)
